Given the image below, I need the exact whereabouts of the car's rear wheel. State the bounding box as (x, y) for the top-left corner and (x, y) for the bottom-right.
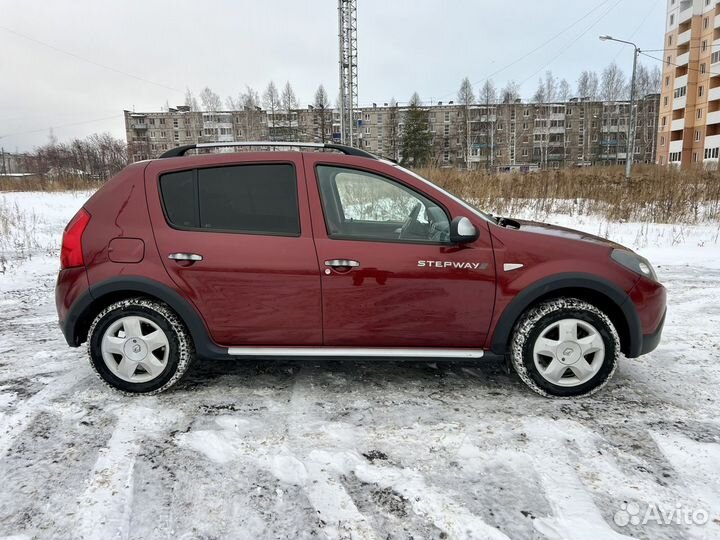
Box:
(510, 297), (619, 398)
(87, 298), (194, 394)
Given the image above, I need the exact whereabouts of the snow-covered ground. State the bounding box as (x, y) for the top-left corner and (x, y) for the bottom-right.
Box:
(0, 191), (719, 540)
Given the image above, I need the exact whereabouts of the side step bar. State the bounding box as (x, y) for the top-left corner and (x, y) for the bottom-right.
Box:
(226, 347), (484, 359)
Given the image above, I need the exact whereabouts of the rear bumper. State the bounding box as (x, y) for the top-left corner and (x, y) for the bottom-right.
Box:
(55, 267), (90, 346)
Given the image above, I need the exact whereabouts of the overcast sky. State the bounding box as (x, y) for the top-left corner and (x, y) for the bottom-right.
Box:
(0, 0), (664, 151)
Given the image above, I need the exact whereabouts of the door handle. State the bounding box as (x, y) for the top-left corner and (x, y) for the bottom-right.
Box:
(168, 253), (203, 262)
(324, 259), (360, 268)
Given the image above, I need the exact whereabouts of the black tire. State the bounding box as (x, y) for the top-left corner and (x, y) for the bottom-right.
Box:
(510, 297), (620, 398)
(87, 298), (194, 394)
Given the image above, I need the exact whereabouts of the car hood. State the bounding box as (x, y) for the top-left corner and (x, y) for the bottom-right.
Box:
(509, 218), (624, 249)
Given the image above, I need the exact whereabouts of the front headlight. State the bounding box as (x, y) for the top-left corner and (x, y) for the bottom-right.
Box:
(611, 249), (658, 281)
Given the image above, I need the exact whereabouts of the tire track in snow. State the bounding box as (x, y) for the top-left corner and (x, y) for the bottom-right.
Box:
(313, 450), (512, 540)
(177, 367), (380, 539)
(651, 431), (720, 532)
(521, 419), (637, 540)
(281, 367), (510, 540)
(179, 415), (509, 539)
(0, 368), (88, 458)
(283, 366), (379, 540)
(73, 403), (178, 540)
(456, 419), (712, 540)
(0, 359), (80, 383)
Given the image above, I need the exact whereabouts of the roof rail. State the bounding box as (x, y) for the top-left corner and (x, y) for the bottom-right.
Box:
(158, 141), (377, 159)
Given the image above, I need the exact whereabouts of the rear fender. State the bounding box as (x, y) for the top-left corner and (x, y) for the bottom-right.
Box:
(63, 276), (226, 360)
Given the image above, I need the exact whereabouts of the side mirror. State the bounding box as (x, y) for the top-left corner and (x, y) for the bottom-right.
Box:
(450, 216), (479, 244)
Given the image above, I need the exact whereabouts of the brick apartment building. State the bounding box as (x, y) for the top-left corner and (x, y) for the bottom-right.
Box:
(658, 0), (720, 168)
(125, 94), (659, 170)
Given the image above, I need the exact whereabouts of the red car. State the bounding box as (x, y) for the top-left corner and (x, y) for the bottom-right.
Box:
(55, 142), (666, 397)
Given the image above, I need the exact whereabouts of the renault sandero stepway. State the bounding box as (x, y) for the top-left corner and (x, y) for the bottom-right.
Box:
(55, 142), (666, 397)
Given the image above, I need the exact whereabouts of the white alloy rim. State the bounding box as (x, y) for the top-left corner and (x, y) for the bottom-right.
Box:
(532, 318), (605, 387)
(100, 315), (170, 383)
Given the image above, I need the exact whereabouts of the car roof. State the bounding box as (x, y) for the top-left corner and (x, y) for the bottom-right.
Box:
(145, 150), (386, 175)
(158, 141), (378, 160)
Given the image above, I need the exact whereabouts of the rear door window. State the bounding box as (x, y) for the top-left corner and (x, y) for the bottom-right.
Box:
(159, 163), (300, 236)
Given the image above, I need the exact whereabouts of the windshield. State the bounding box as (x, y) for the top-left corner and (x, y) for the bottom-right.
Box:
(381, 160), (494, 222)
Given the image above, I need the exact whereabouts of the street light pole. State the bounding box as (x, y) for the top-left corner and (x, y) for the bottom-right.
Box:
(600, 35), (640, 180)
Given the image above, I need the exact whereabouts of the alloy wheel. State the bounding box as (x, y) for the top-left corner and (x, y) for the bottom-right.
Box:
(532, 318), (605, 387)
(100, 315), (170, 383)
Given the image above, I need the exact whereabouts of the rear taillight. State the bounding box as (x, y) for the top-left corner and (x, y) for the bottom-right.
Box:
(60, 208), (91, 269)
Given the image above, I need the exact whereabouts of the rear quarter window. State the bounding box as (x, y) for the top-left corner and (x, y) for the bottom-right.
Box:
(159, 163), (300, 236)
(159, 170), (197, 228)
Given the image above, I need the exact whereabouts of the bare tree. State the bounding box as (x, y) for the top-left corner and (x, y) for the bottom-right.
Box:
(241, 86), (264, 140)
(479, 80), (496, 105)
(263, 81), (280, 140)
(599, 62), (628, 164)
(627, 63), (662, 167)
(280, 82), (298, 140)
(387, 98), (400, 161)
(281, 81), (298, 111)
(501, 80), (520, 104)
(534, 71), (558, 103)
(479, 80), (497, 169)
(544, 71), (558, 102)
(457, 77), (475, 169)
(649, 65), (662, 94)
(184, 88), (199, 111)
(181, 89), (200, 144)
(225, 95), (240, 110)
(314, 84), (331, 142)
(533, 79), (546, 103)
(577, 71), (599, 99)
(531, 72), (560, 167)
(633, 64), (651, 97)
(458, 77), (475, 105)
(601, 62), (627, 101)
(27, 133), (128, 180)
(558, 79), (572, 101)
(199, 87), (222, 111)
(242, 86), (260, 108)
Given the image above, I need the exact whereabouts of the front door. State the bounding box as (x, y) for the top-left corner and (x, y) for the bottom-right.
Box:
(147, 157), (321, 347)
(304, 156), (496, 348)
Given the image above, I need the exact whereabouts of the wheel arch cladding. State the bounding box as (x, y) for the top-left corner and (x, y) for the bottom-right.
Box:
(64, 276), (224, 359)
(490, 273), (642, 357)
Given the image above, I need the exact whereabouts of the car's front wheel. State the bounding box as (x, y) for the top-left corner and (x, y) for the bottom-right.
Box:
(87, 298), (194, 394)
(510, 297), (620, 398)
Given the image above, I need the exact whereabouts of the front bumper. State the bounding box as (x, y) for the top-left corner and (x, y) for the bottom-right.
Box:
(639, 309), (666, 356)
(626, 276), (667, 357)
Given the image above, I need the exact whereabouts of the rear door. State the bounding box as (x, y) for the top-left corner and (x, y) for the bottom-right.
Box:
(303, 154), (496, 348)
(145, 154), (321, 347)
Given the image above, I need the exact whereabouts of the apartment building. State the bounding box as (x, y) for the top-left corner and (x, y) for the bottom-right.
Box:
(0, 150), (30, 176)
(125, 106), (268, 161)
(125, 94), (659, 169)
(658, 0), (720, 168)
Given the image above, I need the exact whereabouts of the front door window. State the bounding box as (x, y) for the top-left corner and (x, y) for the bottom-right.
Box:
(316, 165), (450, 244)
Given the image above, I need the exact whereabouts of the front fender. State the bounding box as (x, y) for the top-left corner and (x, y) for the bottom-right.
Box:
(487, 272), (643, 357)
